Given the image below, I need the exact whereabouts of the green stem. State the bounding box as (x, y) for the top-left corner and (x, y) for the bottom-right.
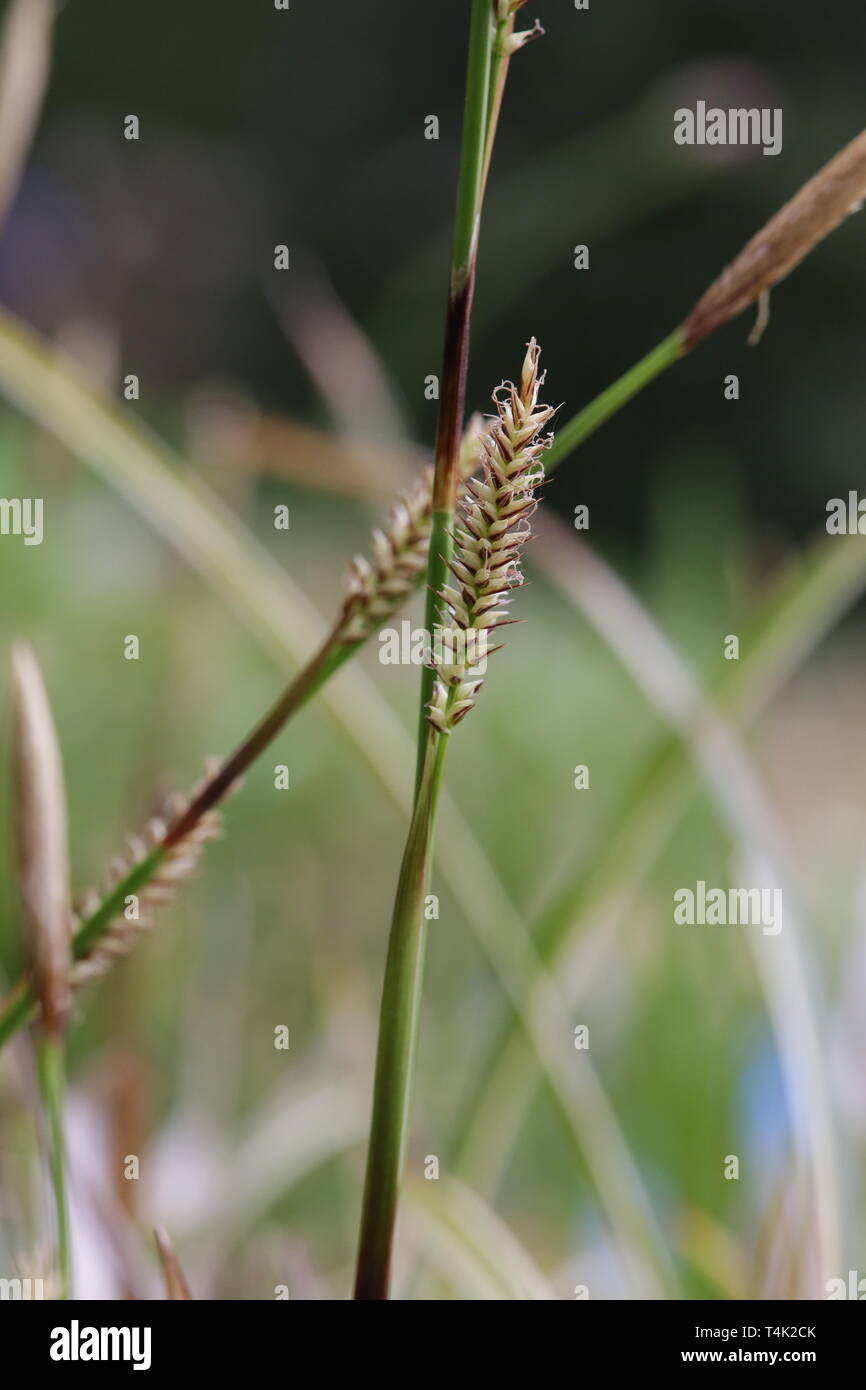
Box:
(162, 627), (348, 847)
(417, 0), (495, 769)
(356, 0), (496, 1298)
(545, 329), (683, 473)
(450, 0), (496, 290)
(37, 1033), (69, 1299)
(354, 725), (450, 1299)
(427, 0), (494, 516)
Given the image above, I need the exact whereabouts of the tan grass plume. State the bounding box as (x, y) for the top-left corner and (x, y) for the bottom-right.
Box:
(10, 644), (71, 1037)
(70, 762), (229, 988)
(428, 338), (554, 733)
(681, 129), (866, 351)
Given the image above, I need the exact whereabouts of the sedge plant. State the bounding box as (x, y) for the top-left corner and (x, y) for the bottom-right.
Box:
(1, 126), (866, 1056)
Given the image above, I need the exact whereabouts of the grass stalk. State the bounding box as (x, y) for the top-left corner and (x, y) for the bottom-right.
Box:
(416, 0), (494, 763)
(37, 1033), (69, 1298)
(354, 0), (498, 1299)
(353, 729), (448, 1298)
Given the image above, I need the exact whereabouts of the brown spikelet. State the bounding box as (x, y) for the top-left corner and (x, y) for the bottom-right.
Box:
(428, 338), (554, 733)
(681, 129), (866, 351)
(336, 468), (433, 644)
(10, 644), (72, 1038)
(335, 416), (487, 645)
(69, 764), (230, 988)
(154, 1226), (193, 1300)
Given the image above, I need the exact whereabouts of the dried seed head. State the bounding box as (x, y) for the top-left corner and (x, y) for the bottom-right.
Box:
(69, 764), (229, 989)
(681, 128), (866, 351)
(9, 644), (71, 1038)
(334, 417), (488, 647)
(336, 468), (433, 644)
(154, 1226), (192, 1300)
(428, 338), (554, 734)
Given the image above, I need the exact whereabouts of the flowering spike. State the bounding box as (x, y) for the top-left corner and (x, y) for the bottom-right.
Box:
(427, 339), (553, 734)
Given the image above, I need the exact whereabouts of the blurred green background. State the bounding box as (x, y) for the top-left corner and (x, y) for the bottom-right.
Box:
(0, 0), (864, 1299)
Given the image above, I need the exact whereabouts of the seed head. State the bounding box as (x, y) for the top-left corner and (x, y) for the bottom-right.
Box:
(70, 763), (228, 988)
(335, 418), (486, 646)
(336, 469), (433, 644)
(428, 338), (554, 734)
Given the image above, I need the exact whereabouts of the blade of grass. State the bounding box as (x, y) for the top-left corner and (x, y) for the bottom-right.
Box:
(37, 1034), (69, 1297)
(404, 1174), (557, 1300)
(353, 731), (449, 1298)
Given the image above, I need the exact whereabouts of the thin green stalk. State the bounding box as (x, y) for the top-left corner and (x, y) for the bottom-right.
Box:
(37, 1032), (69, 1298)
(417, 0), (494, 771)
(449, 0), (495, 294)
(162, 626), (347, 847)
(355, 0), (497, 1298)
(416, 509), (455, 787)
(354, 725), (449, 1299)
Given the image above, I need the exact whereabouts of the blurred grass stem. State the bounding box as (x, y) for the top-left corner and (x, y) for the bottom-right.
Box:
(37, 1033), (69, 1297)
(353, 726), (449, 1298)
